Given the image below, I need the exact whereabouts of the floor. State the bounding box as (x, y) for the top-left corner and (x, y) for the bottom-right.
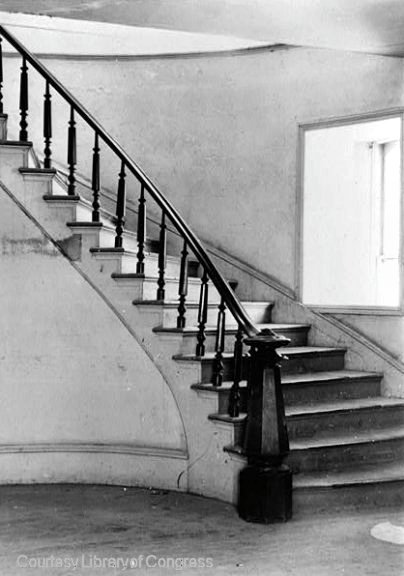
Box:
(0, 485), (403, 576)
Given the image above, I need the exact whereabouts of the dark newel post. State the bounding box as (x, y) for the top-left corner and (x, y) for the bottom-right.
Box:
(157, 211), (167, 301)
(136, 184), (146, 275)
(91, 132), (100, 222)
(0, 37), (3, 114)
(195, 271), (209, 357)
(19, 57), (28, 141)
(212, 297), (226, 387)
(177, 240), (188, 328)
(228, 324), (243, 416)
(114, 161), (126, 248)
(67, 106), (76, 196)
(238, 329), (292, 524)
(43, 81), (52, 168)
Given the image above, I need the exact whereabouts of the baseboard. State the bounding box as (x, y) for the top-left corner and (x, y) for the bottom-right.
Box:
(0, 443), (189, 491)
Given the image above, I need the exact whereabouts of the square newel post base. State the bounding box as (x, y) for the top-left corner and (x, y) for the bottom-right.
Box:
(238, 464), (292, 524)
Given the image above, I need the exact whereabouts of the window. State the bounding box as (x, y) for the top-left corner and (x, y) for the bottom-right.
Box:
(301, 115), (402, 309)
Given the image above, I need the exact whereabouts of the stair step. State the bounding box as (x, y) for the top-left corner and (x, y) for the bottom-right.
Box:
(134, 300), (274, 327)
(207, 397), (404, 443)
(192, 370), (384, 413)
(282, 370), (383, 403)
(90, 247), (182, 276)
(116, 275), (219, 302)
(286, 397), (404, 440)
(154, 323), (310, 354)
(293, 461), (404, 513)
(279, 346), (346, 373)
(176, 346), (346, 384)
(225, 426), (404, 474)
(288, 426), (404, 473)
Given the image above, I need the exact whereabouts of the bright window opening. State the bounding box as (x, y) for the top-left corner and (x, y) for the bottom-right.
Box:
(302, 116), (402, 308)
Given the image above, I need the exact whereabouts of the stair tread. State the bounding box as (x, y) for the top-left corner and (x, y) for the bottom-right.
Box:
(176, 346), (345, 361)
(192, 370), (382, 393)
(279, 346), (346, 355)
(207, 397), (404, 422)
(227, 425), (404, 457)
(155, 322), (310, 334)
(286, 396), (404, 417)
(134, 299), (272, 308)
(282, 369), (383, 384)
(291, 425), (404, 450)
(293, 461), (404, 488)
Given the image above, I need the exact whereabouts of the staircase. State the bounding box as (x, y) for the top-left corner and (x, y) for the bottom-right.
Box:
(0, 25), (403, 514)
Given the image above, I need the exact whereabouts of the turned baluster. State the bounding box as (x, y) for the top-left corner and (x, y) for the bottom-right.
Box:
(67, 107), (76, 195)
(19, 57), (28, 141)
(212, 296), (226, 387)
(43, 81), (52, 168)
(114, 161), (126, 248)
(196, 271), (209, 357)
(177, 240), (188, 328)
(228, 324), (243, 416)
(136, 184), (146, 275)
(157, 211), (167, 301)
(91, 133), (100, 221)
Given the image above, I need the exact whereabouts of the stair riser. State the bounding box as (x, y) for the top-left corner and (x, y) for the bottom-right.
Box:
(199, 357), (248, 384)
(161, 326), (309, 355)
(90, 252), (182, 276)
(280, 352), (346, 373)
(287, 405), (404, 440)
(283, 377), (382, 405)
(294, 480), (404, 515)
(288, 436), (404, 474)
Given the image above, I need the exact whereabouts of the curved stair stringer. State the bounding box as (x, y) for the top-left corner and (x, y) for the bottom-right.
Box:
(0, 150), (242, 503)
(204, 244), (404, 398)
(0, 168), (192, 493)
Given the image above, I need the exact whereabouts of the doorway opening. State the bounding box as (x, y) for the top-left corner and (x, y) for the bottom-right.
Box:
(301, 115), (402, 309)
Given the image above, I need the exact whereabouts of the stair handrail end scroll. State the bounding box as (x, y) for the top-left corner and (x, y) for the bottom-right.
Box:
(0, 25), (292, 522)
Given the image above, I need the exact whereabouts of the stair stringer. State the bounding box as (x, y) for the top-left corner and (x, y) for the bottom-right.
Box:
(206, 247), (404, 398)
(0, 168), (190, 492)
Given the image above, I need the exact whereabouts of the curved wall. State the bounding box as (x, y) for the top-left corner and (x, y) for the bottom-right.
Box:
(0, 179), (187, 487)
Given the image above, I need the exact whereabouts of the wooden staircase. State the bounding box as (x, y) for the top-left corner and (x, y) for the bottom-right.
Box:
(0, 24), (403, 515)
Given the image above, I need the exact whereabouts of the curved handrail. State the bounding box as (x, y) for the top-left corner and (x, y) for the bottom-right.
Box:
(0, 24), (264, 337)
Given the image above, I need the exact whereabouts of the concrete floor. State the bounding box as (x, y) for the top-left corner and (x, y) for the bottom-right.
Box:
(0, 485), (403, 575)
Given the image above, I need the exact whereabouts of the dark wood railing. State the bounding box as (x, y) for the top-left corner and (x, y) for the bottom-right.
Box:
(0, 25), (290, 453)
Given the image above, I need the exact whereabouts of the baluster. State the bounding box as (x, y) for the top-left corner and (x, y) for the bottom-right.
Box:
(67, 107), (76, 195)
(196, 271), (209, 357)
(43, 81), (52, 168)
(228, 324), (243, 416)
(157, 211), (167, 300)
(19, 57), (28, 141)
(212, 296), (226, 387)
(91, 133), (100, 222)
(136, 184), (146, 274)
(0, 37), (4, 114)
(177, 240), (188, 328)
(114, 161), (126, 248)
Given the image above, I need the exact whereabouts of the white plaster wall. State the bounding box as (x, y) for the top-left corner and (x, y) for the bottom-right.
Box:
(3, 47), (403, 291)
(332, 314), (404, 364)
(0, 183), (186, 473)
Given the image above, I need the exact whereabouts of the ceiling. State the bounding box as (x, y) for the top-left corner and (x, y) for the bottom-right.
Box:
(1, 0), (404, 56)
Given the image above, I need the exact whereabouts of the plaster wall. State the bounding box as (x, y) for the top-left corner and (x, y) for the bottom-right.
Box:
(0, 181), (186, 484)
(3, 47), (403, 290)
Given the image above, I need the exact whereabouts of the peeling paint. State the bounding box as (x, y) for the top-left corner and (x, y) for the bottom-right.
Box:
(1, 235), (58, 257)
(57, 235), (82, 261)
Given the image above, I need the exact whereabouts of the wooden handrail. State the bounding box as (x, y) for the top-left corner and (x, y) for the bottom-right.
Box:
(0, 23), (266, 337)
